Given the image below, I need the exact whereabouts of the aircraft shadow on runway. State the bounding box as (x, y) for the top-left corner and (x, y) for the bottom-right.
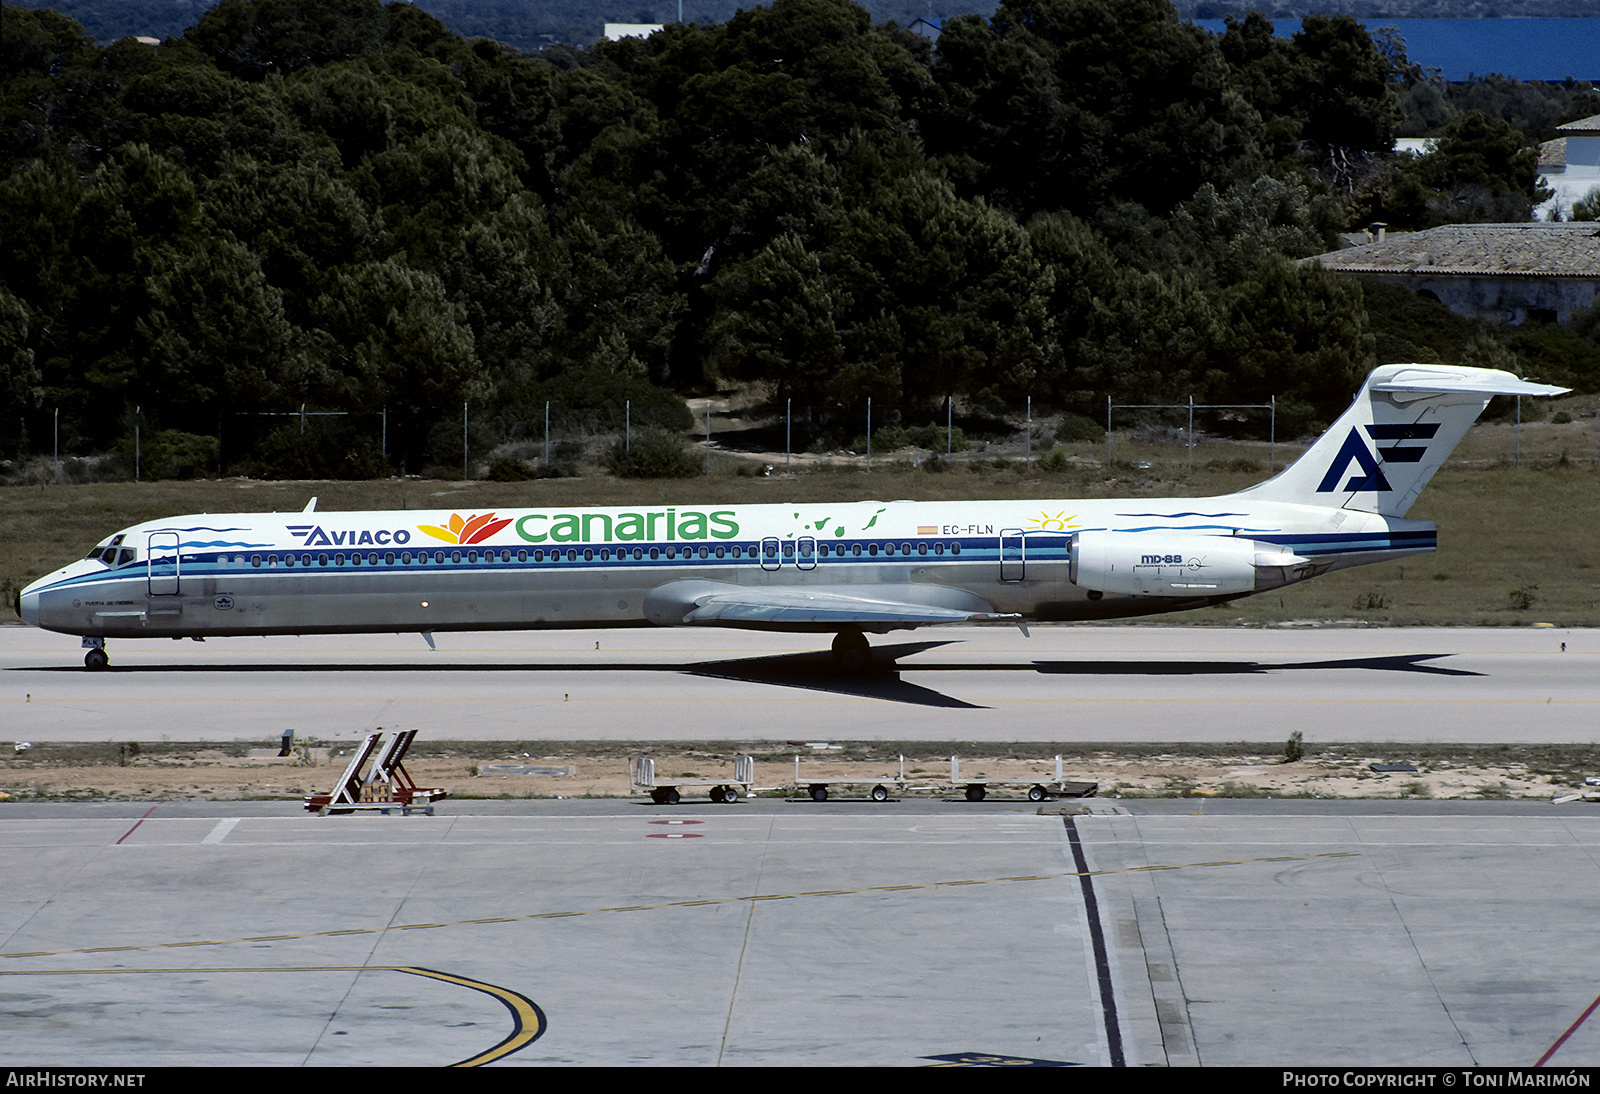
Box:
(24, 649), (1481, 708)
(687, 650), (1480, 706)
(687, 641), (983, 708)
(1029, 653), (1484, 678)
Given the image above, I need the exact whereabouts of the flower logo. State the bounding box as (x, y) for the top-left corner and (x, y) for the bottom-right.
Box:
(418, 512), (513, 545)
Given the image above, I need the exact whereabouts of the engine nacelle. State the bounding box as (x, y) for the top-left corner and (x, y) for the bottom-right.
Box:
(1069, 531), (1304, 597)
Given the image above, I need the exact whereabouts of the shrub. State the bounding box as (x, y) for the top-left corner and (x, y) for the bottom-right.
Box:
(606, 431), (700, 478)
(240, 425), (387, 480)
(1056, 412), (1104, 444)
(120, 430), (218, 480)
(1039, 446), (1077, 473)
(487, 454), (536, 481)
(908, 423), (969, 452)
(1284, 730), (1305, 763)
(1572, 186), (1600, 222)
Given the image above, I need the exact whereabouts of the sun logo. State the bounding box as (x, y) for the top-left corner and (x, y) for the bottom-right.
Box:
(418, 512), (513, 545)
(1027, 510), (1078, 532)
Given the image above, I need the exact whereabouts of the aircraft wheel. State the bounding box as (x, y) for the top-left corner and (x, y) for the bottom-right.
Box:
(809, 784), (829, 802)
(830, 631), (872, 674)
(84, 648), (109, 671)
(965, 785), (986, 802)
(870, 785), (889, 802)
(1028, 785), (1047, 802)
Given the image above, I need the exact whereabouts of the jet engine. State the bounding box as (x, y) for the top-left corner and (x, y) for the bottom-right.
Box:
(1068, 531), (1306, 597)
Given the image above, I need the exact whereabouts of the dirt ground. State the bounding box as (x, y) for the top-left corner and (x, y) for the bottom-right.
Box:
(4, 744), (1598, 805)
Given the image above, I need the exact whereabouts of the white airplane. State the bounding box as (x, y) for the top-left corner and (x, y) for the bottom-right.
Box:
(18, 364), (1566, 671)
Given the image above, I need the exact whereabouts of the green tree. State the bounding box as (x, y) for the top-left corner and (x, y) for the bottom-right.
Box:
(1386, 110), (1548, 228)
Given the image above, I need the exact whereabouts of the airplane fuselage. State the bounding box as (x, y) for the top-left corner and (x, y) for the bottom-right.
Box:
(20, 495), (1433, 641)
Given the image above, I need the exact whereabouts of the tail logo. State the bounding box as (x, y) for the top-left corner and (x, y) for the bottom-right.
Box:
(1316, 425), (1440, 493)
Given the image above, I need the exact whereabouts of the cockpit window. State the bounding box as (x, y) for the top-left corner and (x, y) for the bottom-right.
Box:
(84, 544), (138, 566)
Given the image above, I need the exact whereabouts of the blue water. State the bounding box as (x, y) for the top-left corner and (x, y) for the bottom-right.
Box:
(1193, 18), (1600, 82)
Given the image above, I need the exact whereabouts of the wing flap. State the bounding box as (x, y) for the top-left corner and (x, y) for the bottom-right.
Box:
(644, 579), (1012, 631)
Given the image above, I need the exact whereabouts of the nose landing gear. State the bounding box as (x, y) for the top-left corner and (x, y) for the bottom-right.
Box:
(82, 638), (108, 671)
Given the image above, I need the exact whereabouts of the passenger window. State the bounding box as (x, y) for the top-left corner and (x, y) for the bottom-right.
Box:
(252, 555), (262, 568)
(918, 542), (928, 556)
(566, 549), (577, 561)
(852, 544), (862, 557)
(649, 548), (659, 560)
(317, 554), (328, 566)
(385, 552), (395, 565)
(451, 551), (462, 564)
(951, 543), (961, 555)
(518, 550), (527, 563)
(584, 548), (594, 562)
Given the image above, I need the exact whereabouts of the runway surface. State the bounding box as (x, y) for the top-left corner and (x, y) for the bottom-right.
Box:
(1, 798), (1597, 1067)
(2, 624), (1595, 744)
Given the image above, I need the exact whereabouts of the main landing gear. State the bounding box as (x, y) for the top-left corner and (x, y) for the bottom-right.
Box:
(82, 638), (108, 671)
(831, 629), (873, 674)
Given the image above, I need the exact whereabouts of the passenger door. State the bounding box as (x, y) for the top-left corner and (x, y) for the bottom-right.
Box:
(147, 532), (180, 596)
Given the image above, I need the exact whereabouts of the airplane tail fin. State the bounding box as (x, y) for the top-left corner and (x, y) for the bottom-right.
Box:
(1238, 364), (1568, 518)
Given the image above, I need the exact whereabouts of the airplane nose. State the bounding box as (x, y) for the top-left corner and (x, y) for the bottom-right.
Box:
(17, 582), (41, 627)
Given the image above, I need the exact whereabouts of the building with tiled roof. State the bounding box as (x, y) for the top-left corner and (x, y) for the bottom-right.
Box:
(1309, 222), (1600, 325)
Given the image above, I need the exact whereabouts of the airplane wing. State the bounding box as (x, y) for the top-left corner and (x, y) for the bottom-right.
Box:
(643, 579), (1015, 630)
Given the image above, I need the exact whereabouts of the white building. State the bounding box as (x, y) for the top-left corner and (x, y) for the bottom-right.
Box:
(604, 24), (664, 41)
(1537, 112), (1600, 221)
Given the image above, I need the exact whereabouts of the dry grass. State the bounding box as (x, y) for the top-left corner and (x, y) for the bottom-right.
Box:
(4, 403), (1596, 626)
(4, 739), (1596, 803)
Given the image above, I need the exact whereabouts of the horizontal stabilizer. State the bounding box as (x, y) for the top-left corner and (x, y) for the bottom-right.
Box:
(1370, 367), (1568, 398)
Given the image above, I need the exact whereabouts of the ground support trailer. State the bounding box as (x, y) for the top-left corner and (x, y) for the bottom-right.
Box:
(948, 755), (1098, 802)
(789, 755), (909, 802)
(631, 755), (754, 804)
